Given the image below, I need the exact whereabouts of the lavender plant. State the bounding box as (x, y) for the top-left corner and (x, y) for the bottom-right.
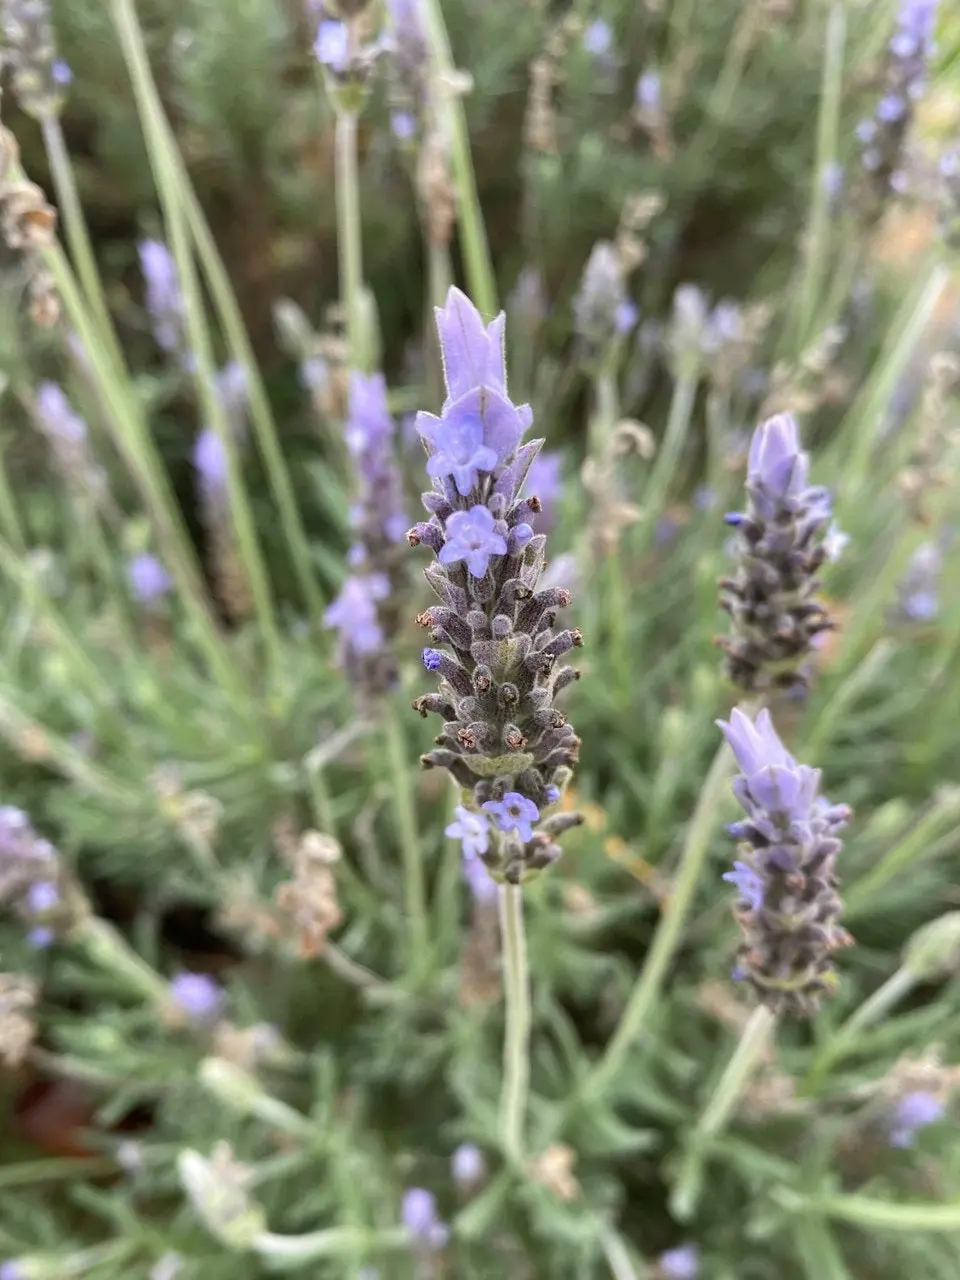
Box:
(2, 3), (960, 1280)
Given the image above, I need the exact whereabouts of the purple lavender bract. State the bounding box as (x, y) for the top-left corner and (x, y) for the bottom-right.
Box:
(718, 413), (834, 696)
(718, 707), (852, 1016)
(410, 288), (582, 884)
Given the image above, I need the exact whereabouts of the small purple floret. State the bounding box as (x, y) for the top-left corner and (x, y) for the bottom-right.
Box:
(481, 793), (539, 843)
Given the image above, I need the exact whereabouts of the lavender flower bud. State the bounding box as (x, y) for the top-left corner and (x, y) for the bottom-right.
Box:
(573, 242), (637, 356)
(887, 1089), (943, 1147)
(411, 288), (583, 883)
(3, 0), (69, 119)
(719, 707), (853, 1017)
(385, 0), (429, 134)
(903, 912), (960, 980)
(718, 413), (835, 697)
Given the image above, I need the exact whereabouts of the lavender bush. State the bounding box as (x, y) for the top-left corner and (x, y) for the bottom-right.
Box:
(0, 3), (959, 1280)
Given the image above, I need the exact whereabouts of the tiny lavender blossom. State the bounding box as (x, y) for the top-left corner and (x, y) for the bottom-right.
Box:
(451, 1142), (486, 1188)
(139, 239), (184, 355)
(34, 381), (106, 504)
(718, 413), (835, 696)
(410, 288), (583, 883)
(168, 972), (224, 1025)
(887, 1089), (944, 1147)
(719, 707), (852, 1016)
(128, 553), (172, 605)
(445, 804), (489, 858)
(400, 1187), (449, 1251)
(658, 1244), (700, 1280)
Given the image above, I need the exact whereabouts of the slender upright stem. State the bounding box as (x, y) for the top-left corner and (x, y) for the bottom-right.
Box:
(335, 109), (364, 370)
(418, 0), (497, 317)
(670, 1003), (777, 1220)
(800, 966), (916, 1096)
(585, 736), (735, 1099)
(633, 372), (699, 558)
(498, 881), (531, 1166)
(385, 704), (429, 963)
(792, 3), (845, 351)
(40, 114), (117, 359)
(111, 0), (283, 679)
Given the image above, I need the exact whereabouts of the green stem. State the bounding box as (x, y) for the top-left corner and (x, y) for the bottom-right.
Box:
(846, 793), (960, 917)
(800, 966), (915, 1097)
(792, 2), (845, 350)
(78, 916), (170, 1004)
(419, 0), (497, 317)
(801, 639), (895, 758)
(335, 109), (365, 369)
(110, 0), (282, 679)
(498, 880), (531, 1167)
(386, 703), (429, 963)
(584, 736), (735, 1100)
(670, 1003), (777, 1220)
(814, 1194), (960, 1233)
(0, 437), (26, 554)
(254, 1227), (411, 1263)
(634, 372), (699, 556)
(597, 1222), (641, 1280)
(40, 114), (117, 360)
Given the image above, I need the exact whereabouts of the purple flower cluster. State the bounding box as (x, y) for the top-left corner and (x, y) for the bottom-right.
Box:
(411, 288), (583, 883)
(856, 0), (940, 208)
(168, 972), (225, 1025)
(897, 541), (941, 622)
(3, 0), (69, 119)
(128, 553), (172, 605)
(0, 806), (63, 947)
(718, 413), (835, 696)
(385, 0), (429, 138)
(572, 243), (638, 356)
(323, 372), (407, 699)
(719, 708), (852, 1016)
(657, 1244), (700, 1280)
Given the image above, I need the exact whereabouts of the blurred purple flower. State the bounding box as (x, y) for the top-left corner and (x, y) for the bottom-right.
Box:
(324, 574), (390, 656)
(401, 1187), (449, 1250)
(315, 19), (349, 73)
(139, 239), (184, 354)
(128, 553), (172, 604)
(25, 881), (58, 913)
(168, 972), (224, 1023)
(635, 69), (661, 112)
(451, 1142), (486, 1187)
(446, 805), (489, 858)
(526, 452), (563, 532)
(463, 851), (498, 903)
(722, 860), (764, 911)
(659, 1244), (700, 1279)
(193, 428), (228, 495)
(582, 19), (613, 56)
(888, 1090), (944, 1147)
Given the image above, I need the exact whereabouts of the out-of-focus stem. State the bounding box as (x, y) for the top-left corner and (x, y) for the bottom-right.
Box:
(584, 735), (736, 1099)
(335, 109), (364, 369)
(419, 0), (497, 317)
(386, 703), (429, 964)
(800, 966), (915, 1096)
(498, 880), (531, 1166)
(40, 114), (118, 361)
(670, 1003), (777, 1220)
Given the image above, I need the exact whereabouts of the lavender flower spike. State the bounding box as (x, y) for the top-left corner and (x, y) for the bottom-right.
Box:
(411, 287), (583, 884)
(139, 239), (184, 355)
(718, 413), (835, 696)
(718, 707), (853, 1016)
